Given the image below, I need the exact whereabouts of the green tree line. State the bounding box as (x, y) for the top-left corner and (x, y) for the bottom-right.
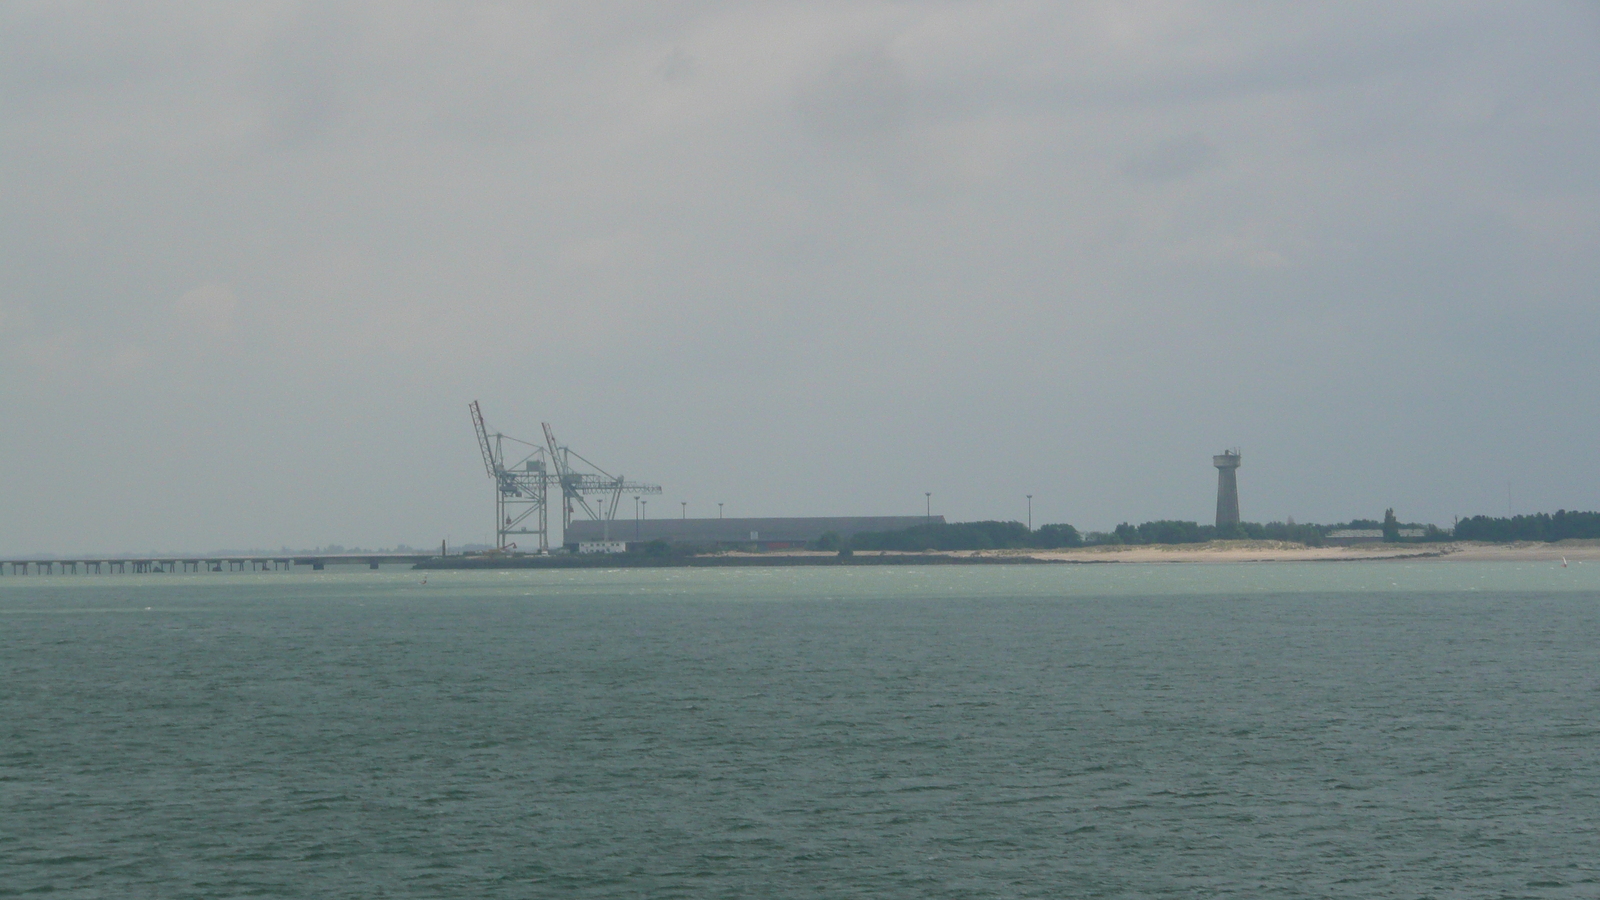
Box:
(1092, 519), (1333, 546)
(834, 519), (1320, 551)
(832, 516), (1474, 552)
(836, 520), (1083, 552)
(820, 508), (1600, 554)
(1454, 510), (1600, 542)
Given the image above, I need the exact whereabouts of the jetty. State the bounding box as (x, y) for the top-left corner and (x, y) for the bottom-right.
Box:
(0, 553), (435, 575)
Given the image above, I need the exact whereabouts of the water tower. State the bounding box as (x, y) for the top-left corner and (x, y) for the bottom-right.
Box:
(1213, 449), (1241, 531)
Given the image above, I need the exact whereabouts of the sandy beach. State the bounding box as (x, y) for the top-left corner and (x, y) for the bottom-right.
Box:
(1010, 540), (1600, 563)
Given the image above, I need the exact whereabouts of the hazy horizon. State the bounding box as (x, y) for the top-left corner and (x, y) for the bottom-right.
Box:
(4, 3), (1598, 556)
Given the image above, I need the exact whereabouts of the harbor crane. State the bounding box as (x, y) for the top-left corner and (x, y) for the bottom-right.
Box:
(543, 422), (662, 541)
(470, 401), (551, 552)
(468, 401), (662, 550)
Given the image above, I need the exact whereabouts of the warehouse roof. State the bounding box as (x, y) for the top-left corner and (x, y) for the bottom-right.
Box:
(565, 516), (941, 544)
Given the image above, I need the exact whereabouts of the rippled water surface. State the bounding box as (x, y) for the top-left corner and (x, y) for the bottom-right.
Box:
(4, 562), (1599, 897)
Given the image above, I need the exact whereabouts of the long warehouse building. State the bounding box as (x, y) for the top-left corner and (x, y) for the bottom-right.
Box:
(565, 516), (941, 551)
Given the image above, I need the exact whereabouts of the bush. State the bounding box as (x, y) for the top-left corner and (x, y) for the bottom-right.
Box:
(1090, 520), (1327, 546)
(1455, 510), (1600, 542)
(1107, 520), (1214, 545)
(1032, 523), (1083, 548)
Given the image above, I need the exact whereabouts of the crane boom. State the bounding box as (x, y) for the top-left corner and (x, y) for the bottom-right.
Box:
(541, 422), (565, 479)
(469, 400), (498, 478)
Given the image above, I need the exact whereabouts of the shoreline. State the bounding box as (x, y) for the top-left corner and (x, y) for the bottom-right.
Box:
(414, 554), (1064, 570)
(414, 540), (1600, 569)
(1017, 540), (1600, 564)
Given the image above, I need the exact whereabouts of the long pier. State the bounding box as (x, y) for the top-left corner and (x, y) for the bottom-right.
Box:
(0, 554), (436, 575)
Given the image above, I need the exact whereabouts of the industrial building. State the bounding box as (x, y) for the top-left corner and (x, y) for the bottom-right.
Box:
(565, 516), (941, 551)
(1325, 528), (1426, 545)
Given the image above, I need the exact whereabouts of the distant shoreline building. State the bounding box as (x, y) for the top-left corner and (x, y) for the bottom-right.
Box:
(565, 516), (939, 551)
(1325, 528), (1426, 545)
(1214, 450), (1241, 530)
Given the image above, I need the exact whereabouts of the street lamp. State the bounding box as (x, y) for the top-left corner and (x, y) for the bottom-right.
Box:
(925, 492), (932, 524)
(634, 496), (640, 541)
(1027, 494), (1033, 532)
(681, 501), (686, 520)
(718, 502), (724, 519)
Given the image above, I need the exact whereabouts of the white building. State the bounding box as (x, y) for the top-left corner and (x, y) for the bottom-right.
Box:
(576, 541), (628, 554)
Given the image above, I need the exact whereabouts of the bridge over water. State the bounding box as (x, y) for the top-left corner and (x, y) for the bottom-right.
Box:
(0, 554), (437, 575)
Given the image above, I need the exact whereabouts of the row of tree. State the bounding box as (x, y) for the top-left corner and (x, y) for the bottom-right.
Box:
(1453, 510), (1600, 542)
(832, 510), (1595, 552)
(1100, 520), (1340, 546)
(821, 521), (1084, 552)
(831, 519), (1291, 551)
(613, 509), (1600, 556)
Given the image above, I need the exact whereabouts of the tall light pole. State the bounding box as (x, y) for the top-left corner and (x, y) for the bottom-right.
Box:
(1027, 494), (1033, 531)
(718, 502), (724, 519)
(634, 495), (640, 541)
(681, 501), (686, 520)
(925, 492), (932, 525)
(642, 499), (647, 521)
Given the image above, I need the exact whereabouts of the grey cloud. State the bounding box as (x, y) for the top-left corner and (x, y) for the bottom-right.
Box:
(1123, 134), (1220, 182)
(2, 2), (1597, 553)
(795, 48), (909, 139)
(657, 48), (696, 83)
(252, 5), (358, 143)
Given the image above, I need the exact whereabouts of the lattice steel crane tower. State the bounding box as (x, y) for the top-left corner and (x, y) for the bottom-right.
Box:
(543, 422), (661, 542)
(469, 401), (551, 552)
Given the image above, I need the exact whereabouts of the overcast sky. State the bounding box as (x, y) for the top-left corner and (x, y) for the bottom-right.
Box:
(3, 1), (1598, 554)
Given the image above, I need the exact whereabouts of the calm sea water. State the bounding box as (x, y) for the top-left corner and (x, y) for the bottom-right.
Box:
(3, 562), (1598, 898)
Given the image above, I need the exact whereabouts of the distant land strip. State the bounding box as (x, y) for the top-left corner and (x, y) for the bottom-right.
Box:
(414, 553), (1067, 569)
(416, 541), (1600, 568)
